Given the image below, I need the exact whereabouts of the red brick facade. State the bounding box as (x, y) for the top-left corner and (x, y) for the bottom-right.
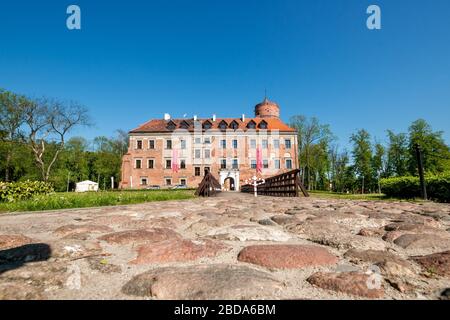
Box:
(120, 99), (298, 190)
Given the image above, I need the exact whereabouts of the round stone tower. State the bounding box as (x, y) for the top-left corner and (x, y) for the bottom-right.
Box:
(254, 97), (280, 118)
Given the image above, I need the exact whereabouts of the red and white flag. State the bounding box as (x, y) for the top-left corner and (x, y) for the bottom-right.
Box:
(171, 148), (179, 173)
(256, 145), (263, 173)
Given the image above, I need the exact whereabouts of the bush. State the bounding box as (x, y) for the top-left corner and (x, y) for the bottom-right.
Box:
(0, 190), (194, 212)
(0, 180), (54, 203)
(380, 174), (450, 202)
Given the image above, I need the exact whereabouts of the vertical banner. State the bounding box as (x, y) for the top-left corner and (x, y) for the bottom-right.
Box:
(256, 145), (263, 174)
(172, 148), (179, 173)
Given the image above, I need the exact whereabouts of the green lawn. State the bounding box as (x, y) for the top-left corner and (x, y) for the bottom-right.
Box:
(309, 190), (399, 201)
(0, 189), (196, 213)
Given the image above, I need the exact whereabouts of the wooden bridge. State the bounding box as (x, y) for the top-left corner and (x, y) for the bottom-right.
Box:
(240, 169), (309, 197)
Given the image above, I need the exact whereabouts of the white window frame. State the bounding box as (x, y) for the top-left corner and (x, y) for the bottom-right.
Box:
(285, 158), (293, 169)
(135, 158), (142, 169)
(147, 159), (154, 169)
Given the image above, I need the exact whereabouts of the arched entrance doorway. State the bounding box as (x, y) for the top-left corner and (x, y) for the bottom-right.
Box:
(219, 169), (240, 191)
(223, 177), (235, 191)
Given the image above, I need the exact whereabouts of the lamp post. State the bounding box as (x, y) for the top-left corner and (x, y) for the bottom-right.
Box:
(245, 175), (265, 197)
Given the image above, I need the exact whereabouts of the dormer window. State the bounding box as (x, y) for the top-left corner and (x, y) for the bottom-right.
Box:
(180, 120), (190, 129)
(166, 120), (176, 130)
(230, 120), (239, 130)
(258, 120), (268, 129)
(203, 120), (212, 130)
(247, 120), (256, 129)
(218, 120), (228, 130)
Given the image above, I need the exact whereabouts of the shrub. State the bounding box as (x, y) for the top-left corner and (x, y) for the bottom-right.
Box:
(427, 174), (450, 203)
(0, 180), (54, 203)
(380, 174), (450, 202)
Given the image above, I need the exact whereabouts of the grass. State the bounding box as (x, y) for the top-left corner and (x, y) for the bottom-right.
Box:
(0, 189), (196, 213)
(309, 190), (404, 201)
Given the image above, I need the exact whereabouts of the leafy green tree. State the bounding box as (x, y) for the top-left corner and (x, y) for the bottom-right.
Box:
(350, 129), (373, 193)
(408, 119), (450, 175)
(0, 89), (27, 181)
(22, 97), (91, 182)
(289, 115), (334, 190)
(386, 130), (409, 177)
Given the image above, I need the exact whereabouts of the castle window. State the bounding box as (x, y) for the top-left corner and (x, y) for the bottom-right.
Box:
(180, 159), (186, 169)
(230, 120), (239, 130)
(166, 159), (172, 169)
(258, 120), (268, 129)
(135, 159), (142, 169)
(285, 139), (292, 149)
(180, 120), (190, 129)
(149, 140), (155, 149)
(166, 139), (172, 149)
(180, 179), (187, 186)
(180, 140), (186, 149)
(250, 139), (256, 149)
(220, 159), (227, 169)
(204, 137), (211, 144)
(140, 177), (148, 186)
(232, 139), (238, 149)
(203, 121), (212, 130)
(247, 120), (256, 129)
(285, 159), (293, 169)
(262, 139), (268, 149)
(219, 120), (228, 130)
(220, 140), (226, 148)
(166, 120), (176, 130)
(274, 159), (281, 169)
(273, 139), (280, 149)
(195, 149), (201, 159)
(251, 160), (257, 169)
(148, 159), (154, 169)
(204, 149), (211, 159)
(263, 160), (269, 169)
(232, 158), (239, 169)
(204, 167), (210, 175)
(194, 167), (201, 176)
(165, 178), (172, 186)
(136, 140), (143, 150)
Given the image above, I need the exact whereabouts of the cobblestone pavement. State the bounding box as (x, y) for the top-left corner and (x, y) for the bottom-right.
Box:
(1, 192), (449, 300)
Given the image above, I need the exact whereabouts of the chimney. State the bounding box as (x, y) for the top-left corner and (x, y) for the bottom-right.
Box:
(212, 114), (216, 122)
(241, 114), (246, 122)
(164, 113), (171, 121)
(193, 115), (198, 121)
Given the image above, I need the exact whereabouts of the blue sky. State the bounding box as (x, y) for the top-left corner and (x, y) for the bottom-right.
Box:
(1, 0), (449, 149)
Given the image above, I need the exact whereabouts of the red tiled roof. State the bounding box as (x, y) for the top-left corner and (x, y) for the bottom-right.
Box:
(130, 117), (296, 133)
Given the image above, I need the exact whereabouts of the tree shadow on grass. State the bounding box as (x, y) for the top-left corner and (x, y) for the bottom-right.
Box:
(0, 243), (52, 274)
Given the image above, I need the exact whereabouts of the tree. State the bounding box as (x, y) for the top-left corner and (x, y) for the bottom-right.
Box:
(289, 115), (334, 190)
(372, 142), (385, 194)
(350, 129), (373, 194)
(0, 89), (26, 181)
(22, 97), (90, 182)
(386, 130), (409, 177)
(90, 132), (127, 189)
(407, 119), (450, 175)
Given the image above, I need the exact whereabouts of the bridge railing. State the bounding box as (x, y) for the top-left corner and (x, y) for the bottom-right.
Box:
(241, 169), (309, 197)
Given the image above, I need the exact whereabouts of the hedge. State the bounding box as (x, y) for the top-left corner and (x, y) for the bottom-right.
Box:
(0, 180), (54, 203)
(380, 174), (450, 202)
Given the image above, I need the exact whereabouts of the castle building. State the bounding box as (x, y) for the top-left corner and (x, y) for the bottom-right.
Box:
(120, 98), (298, 190)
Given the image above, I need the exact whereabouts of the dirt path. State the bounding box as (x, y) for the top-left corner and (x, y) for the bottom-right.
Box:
(1, 193), (449, 300)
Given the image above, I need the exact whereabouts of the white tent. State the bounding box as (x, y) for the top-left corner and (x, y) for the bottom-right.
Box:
(75, 180), (99, 193)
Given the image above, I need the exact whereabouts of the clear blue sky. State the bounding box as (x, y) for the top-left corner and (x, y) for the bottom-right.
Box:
(1, 0), (449, 149)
